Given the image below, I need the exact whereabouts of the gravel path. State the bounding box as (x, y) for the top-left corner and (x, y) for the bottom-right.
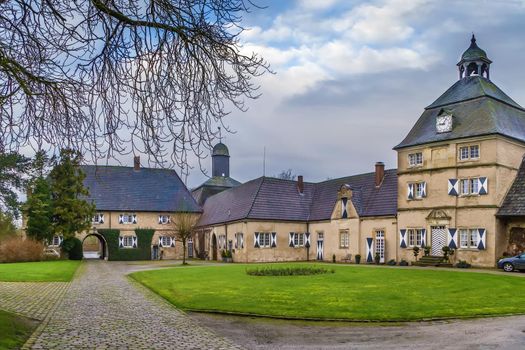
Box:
(23, 260), (242, 350)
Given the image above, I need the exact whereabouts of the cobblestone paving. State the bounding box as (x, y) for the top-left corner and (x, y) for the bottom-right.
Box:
(0, 281), (69, 320)
(25, 261), (243, 349)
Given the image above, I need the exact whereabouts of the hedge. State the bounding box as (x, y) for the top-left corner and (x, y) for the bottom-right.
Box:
(98, 228), (155, 261)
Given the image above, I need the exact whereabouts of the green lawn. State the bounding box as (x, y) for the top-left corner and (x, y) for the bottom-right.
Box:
(0, 260), (81, 282)
(130, 263), (525, 321)
(0, 310), (37, 350)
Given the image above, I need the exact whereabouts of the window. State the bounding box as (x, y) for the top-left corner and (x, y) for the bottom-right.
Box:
(415, 182), (424, 198)
(122, 236), (134, 248)
(339, 230), (349, 248)
(259, 232), (271, 248)
(292, 233), (305, 247)
(92, 213), (104, 224)
(159, 215), (170, 225)
(236, 233), (243, 249)
(160, 236), (172, 247)
(407, 229), (423, 247)
(408, 152), (423, 167)
(460, 178), (479, 196)
(218, 234), (226, 249)
(459, 145), (480, 161)
(120, 213), (135, 224)
(50, 235), (61, 247)
(459, 229), (479, 248)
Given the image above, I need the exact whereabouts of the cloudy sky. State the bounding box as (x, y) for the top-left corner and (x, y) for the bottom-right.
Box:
(186, 0), (525, 188)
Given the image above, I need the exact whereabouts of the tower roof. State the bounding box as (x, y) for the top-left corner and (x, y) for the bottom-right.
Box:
(212, 143), (230, 156)
(458, 34), (491, 64)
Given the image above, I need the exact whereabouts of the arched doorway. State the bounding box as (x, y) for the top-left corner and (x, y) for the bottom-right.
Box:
(82, 233), (108, 260)
(211, 234), (218, 260)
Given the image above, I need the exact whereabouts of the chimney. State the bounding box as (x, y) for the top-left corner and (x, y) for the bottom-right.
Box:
(297, 175), (304, 194)
(375, 162), (384, 187)
(134, 156), (140, 171)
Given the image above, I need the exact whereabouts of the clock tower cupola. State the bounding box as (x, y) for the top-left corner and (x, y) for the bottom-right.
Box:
(457, 34), (492, 80)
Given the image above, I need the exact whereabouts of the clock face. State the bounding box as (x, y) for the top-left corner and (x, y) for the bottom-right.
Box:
(436, 115), (453, 133)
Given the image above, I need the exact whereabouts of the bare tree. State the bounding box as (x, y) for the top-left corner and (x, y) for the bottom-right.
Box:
(0, 0), (269, 175)
(171, 212), (199, 264)
(275, 169), (296, 180)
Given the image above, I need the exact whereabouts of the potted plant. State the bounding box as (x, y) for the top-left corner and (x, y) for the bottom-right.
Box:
(442, 246), (454, 262)
(412, 246), (420, 261)
(399, 259), (409, 266)
(332, 254), (336, 263)
(374, 252), (381, 265)
(355, 254), (361, 264)
(423, 246), (431, 256)
(223, 250), (233, 263)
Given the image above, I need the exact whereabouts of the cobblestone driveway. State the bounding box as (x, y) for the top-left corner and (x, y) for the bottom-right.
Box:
(22, 260), (242, 350)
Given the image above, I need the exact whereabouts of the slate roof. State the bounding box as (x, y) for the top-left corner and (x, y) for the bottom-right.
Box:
(497, 157), (525, 217)
(197, 170), (397, 227)
(395, 76), (525, 150)
(191, 176), (242, 206)
(81, 165), (201, 213)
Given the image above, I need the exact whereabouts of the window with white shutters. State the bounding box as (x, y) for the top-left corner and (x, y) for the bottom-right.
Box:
(92, 213), (104, 224)
(259, 232), (271, 248)
(122, 235), (134, 248)
(407, 229), (423, 247)
(459, 229), (479, 249)
(292, 233), (305, 247)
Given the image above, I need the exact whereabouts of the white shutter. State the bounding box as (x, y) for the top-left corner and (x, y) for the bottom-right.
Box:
(478, 228), (486, 250)
(158, 215), (162, 224)
(478, 177), (488, 195)
(119, 214), (124, 224)
(240, 233), (244, 249)
(289, 232), (295, 247)
(59, 235), (64, 245)
(421, 229), (427, 247)
(119, 236), (124, 248)
(305, 232), (311, 247)
(448, 179), (459, 196)
(407, 183), (414, 200)
(170, 237), (175, 248)
(132, 214), (137, 224)
(234, 233), (238, 249)
(159, 237), (163, 247)
(167, 215), (171, 224)
(447, 228), (457, 249)
(132, 236), (137, 248)
(271, 232), (277, 248)
(399, 229), (407, 248)
(254, 232), (260, 248)
(366, 237), (373, 263)
(422, 182), (427, 198)
(100, 214), (104, 224)
(341, 198), (348, 218)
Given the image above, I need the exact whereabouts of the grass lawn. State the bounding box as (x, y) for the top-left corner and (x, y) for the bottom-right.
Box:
(0, 309), (38, 350)
(0, 260), (81, 282)
(130, 263), (525, 321)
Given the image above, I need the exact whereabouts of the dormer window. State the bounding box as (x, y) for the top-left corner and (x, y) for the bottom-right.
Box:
(408, 152), (423, 167)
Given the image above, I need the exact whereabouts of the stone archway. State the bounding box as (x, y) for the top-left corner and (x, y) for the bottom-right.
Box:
(82, 233), (108, 260)
(211, 234), (218, 260)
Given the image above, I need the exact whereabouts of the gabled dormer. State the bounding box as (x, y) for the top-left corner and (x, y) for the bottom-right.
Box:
(332, 184), (359, 220)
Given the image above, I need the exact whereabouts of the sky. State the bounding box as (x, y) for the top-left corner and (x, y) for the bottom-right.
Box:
(73, 0), (525, 189)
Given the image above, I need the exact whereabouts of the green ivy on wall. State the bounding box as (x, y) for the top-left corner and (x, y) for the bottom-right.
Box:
(98, 228), (155, 261)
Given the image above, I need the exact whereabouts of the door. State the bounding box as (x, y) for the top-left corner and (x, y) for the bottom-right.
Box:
(188, 238), (194, 258)
(152, 245), (159, 260)
(375, 230), (385, 263)
(211, 234), (218, 260)
(317, 233), (324, 260)
(431, 226), (446, 256)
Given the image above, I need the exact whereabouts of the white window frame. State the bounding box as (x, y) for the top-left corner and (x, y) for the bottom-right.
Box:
(415, 182), (424, 199)
(293, 232), (305, 247)
(459, 145), (480, 161)
(259, 232), (271, 248)
(339, 230), (349, 248)
(236, 233), (243, 249)
(122, 235), (134, 248)
(160, 236), (172, 247)
(121, 213), (134, 225)
(408, 228), (423, 247)
(50, 235), (61, 247)
(92, 213), (103, 224)
(408, 152), (423, 167)
(459, 177), (480, 196)
(459, 228), (478, 249)
(159, 215), (170, 225)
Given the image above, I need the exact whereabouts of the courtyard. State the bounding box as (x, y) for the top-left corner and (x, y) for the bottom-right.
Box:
(1, 260), (525, 349)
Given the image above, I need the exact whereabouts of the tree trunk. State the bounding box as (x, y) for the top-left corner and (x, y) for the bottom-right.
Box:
(182, 240), (186, 265)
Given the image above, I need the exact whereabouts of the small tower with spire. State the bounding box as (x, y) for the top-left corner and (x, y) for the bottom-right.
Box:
(457, 34), (492, 80)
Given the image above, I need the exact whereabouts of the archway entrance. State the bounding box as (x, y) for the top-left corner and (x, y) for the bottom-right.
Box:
(82, 233), (108, 260)
(211, 234), (218, 260)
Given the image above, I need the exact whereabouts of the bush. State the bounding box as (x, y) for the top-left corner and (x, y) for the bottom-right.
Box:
(399, 259), (409, 266)
(61, 237), (83, 260)
(456, 260), (472, 268)
(332, 254), (336, 263)
(355, 254), (361, 264)
(374, 252), (381, 264)
(387, 259), (397, 266)
(246, 266), (334, 276)
(0, 237), (44, 262)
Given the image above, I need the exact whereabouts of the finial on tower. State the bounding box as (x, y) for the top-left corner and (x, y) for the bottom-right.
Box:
(457, 34), (492, 80)
(218, 126), (222, 143)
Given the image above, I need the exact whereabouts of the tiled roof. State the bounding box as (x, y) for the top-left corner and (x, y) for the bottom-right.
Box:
(497, 157), (525, 217)
(81, 165), (201, 213)
(395, 77), (525, 150)
(197, 170), (397, 227)
(191, 176), (242, 206)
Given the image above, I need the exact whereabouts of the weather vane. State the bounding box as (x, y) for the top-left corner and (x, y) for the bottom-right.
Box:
(218, 126), (222, 143)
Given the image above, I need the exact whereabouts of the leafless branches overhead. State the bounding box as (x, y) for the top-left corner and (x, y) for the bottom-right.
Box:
(0, 0), (269, 172)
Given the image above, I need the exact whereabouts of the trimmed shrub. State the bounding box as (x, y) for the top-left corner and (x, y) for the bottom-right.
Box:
(355, 254), (361, 264)
(246, 266), (334, 276)
(61, 237), (83, 260)
(0, 237), (44, 262)
(98, 228), (154, 261)
(456, 260), (472, 268)
(332, 254), (336, 263)
(387, 259), (397, 266)
(399, 259), (409, 266)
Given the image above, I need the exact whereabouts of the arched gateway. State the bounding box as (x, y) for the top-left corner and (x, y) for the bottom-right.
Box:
(80, 232), (109, 260)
